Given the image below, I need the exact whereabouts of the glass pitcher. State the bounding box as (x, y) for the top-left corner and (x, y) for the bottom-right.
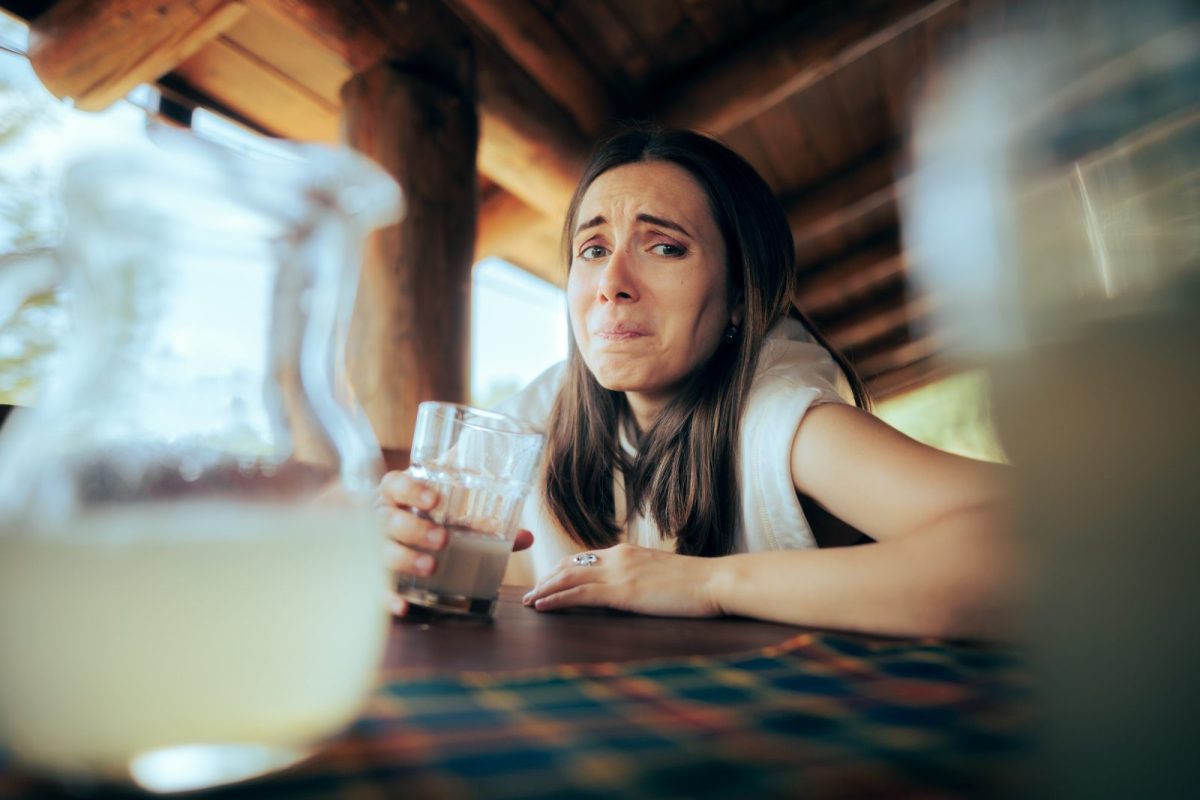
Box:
(0, 128), (401, 792)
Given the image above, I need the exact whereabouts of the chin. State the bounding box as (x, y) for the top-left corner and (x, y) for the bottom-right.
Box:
(586, 359), (650, 393)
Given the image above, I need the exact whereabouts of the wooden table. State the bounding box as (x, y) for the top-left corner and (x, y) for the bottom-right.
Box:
(0, 586), (1030, 799)
(385, 585), (804, 673)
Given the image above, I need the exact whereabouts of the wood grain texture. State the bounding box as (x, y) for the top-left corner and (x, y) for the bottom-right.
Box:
(447, 0), (612, 136)
(662, 0), (959, 134)
(27, 0), (246, 111)
(342, 60), (479, 449)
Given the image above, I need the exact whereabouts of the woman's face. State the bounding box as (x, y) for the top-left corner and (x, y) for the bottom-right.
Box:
(567, 161), (736, 414)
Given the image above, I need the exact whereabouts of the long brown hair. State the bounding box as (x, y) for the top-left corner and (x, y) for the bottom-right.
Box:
(544, 128), (867, 556)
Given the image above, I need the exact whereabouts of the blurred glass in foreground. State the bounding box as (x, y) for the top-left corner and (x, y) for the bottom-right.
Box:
(904, 0), (1198, 797)
(0, 128), (400, 793)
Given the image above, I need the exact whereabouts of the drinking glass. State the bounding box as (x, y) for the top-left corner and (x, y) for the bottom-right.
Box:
(905, 1), (1198, 795)
(395, 402), (544, 616)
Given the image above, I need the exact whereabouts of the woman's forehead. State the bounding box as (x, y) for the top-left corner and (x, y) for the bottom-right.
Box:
(577, 161), (715, 235)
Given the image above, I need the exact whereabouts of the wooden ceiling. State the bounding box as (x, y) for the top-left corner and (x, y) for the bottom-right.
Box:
(1, 0), (1027, 398)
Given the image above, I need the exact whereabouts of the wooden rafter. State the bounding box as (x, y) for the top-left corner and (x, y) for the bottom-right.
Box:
(446, 0), (612, 137)
(662, 0), (959, 135)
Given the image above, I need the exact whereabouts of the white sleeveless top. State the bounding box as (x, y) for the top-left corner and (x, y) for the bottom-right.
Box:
(495, 317), (850, 585)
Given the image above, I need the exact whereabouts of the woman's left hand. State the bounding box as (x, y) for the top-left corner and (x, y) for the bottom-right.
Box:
(522, 543), (722, 617)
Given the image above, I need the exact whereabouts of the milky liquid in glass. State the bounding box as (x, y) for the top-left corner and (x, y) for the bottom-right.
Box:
(397, 465), (529, 616)
(0, 501), (389, 782)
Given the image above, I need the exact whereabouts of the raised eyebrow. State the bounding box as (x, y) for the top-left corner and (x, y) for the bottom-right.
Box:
(573, 215), (606, 240)
(637, 213), (692, 238)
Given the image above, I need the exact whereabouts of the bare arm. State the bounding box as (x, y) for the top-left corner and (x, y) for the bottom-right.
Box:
(710, 403), (1018, 639)
(525, 404), (1020, 640)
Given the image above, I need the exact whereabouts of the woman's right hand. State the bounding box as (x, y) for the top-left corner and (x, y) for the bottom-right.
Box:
(376, 469), (446, 615)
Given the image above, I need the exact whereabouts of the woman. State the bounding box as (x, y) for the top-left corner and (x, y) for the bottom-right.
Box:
(380, 128), (1015, 639)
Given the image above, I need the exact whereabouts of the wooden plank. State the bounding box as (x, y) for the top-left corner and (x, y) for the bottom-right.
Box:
(747, 102), (813, 193)
(474, 29), (589, 221)
(785, 145), (904, 268)
(855, 331), (943, 380)
(676, 0), (753, 47)
(590, 0), (656, 87)
(446, 0), (612, 136)
(608, 0), (709, 84)
(721, 125), (785, 194)
(873, 26), (922, 133)
(221, 2), (349, 105)
(828, 51), (891, 160)
(27, 0), (247, 111)
(173, 37), (339, 142)
(255, 0), (589, 223)
(662, 0), (961, 134)
(865, 354), (950, 400)
(790, 78), (855, 173)
(920, 0), (968, 73)
(794, 238), (906, 317)
(824, 289), (933, 353)
(528, 0), (627, 100)
(475, 189), (564, 287)
(800, 197), (899, 273)
(535, 0), (643, 98)
(777, 92), (832, 187)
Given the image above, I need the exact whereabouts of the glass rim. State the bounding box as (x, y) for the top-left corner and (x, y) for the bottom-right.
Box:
(416, 401), (541, 438)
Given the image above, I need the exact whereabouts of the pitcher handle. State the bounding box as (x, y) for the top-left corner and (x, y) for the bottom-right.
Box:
(0, 247), (60, 326)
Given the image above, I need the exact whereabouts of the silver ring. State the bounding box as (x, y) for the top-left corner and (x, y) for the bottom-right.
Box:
(572, 552), (599, 567)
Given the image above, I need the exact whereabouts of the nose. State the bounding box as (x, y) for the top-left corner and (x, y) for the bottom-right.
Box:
(596, 246), (639, 304)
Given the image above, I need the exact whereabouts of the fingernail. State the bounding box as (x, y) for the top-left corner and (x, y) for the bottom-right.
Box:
(426, 527), (446, 547)
(522, 591), (533, 604)
(415, 554), (435, 574)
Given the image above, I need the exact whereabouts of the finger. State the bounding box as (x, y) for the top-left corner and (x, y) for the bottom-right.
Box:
(379, 507), (447, 551)
(522, 563), (570, 604)
(533, 583), (607, 612)
(384, 539), (437, 577)
(378, 470), (440, 512)
(387, 592), (410, 617)
(523, 564), (594, 605)
(512, 529), (534, 552)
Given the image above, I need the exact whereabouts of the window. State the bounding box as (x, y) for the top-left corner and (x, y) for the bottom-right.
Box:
(876, 371), (1007, 462)
(470, 258), (568, 408)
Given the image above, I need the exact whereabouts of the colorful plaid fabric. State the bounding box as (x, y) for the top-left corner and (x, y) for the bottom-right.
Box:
(0, 632), (1031, 799)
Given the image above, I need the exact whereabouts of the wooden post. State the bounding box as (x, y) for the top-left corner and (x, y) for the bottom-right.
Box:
(341, 54), (479, 460)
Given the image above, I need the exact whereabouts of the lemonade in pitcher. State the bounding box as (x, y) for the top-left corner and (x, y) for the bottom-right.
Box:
(0, 128), (401, 791)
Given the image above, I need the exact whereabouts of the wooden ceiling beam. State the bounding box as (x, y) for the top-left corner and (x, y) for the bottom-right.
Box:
(475, 189), (564, 287)
(864, 353), (950, 399)
(794, 237), (905, 318)
(662, 0), (959, 134)
(261, 0), (588, 223)
(824, 291), (933, 354)
(26, 0), (247, 111)
(786, 145), (906, 269)
(446, 0), (612, 137)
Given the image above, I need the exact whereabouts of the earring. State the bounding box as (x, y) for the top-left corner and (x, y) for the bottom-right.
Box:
(724, 323), (738, 342)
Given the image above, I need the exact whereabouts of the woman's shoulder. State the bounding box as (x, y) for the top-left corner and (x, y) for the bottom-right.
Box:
(754, 318), (852, 404)
(491, 361), (568, 432)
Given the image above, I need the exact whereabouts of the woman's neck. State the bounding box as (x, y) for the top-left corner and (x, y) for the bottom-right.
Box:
(624, 391), (669, 434)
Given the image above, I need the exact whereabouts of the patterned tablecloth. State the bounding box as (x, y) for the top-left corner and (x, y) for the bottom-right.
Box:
(1, 629), (1031, 799)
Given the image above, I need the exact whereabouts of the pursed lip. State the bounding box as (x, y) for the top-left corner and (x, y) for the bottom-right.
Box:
(593, 322), (651, 340)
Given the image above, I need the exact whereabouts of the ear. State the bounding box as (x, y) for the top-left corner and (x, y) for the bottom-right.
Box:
(730, 298), (745, 329)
